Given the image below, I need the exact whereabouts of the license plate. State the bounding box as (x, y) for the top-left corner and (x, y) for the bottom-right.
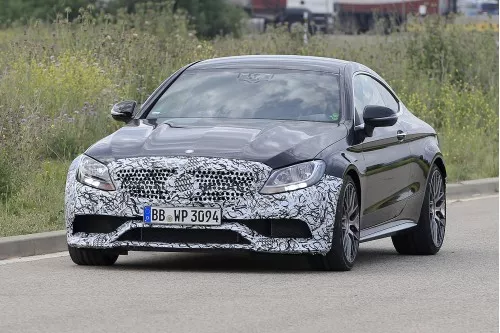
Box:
(143, 206), (222, 225)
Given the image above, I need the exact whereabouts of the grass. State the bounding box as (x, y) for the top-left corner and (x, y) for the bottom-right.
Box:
(0, 5), (498, 236)
(0, 161), (69, 236)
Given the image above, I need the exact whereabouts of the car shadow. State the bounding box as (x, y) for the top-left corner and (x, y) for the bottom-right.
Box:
(108, 247), (401, 273)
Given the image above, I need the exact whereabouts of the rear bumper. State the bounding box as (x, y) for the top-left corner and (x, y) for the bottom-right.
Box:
(65, 156), (343, 255)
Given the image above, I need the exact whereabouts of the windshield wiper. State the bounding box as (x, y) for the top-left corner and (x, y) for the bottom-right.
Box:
(163, 121), (184, 128)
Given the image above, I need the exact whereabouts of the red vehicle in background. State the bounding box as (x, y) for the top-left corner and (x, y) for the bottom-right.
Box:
(335, 0), (456, 33)
(229, 0), (457, 33)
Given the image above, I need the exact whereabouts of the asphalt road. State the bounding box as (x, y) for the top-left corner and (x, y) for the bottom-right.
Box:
(0, 195), (498, 333)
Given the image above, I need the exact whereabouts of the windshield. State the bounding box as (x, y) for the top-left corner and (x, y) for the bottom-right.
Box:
(147, 69), (341, 122)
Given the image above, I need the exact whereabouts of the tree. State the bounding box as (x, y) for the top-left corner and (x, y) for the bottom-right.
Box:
(0, 0), (247, 38)
(107, 0), (247, 38)
(0, 0), (95, 24)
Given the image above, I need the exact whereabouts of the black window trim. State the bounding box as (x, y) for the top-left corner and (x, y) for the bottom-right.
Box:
(135, 61), (201, 119)
(351, 71), (402, 125)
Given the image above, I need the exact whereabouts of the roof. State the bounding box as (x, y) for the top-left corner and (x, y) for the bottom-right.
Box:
(189, 55), (351, 73)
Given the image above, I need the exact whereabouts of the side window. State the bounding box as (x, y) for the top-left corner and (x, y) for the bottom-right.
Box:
(353, 74), (385, 123)
(373, 80), (399, 112)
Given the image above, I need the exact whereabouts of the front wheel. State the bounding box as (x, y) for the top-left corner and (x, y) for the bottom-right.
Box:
(391, 165), (446, 255)
(309, 176), (360, 271)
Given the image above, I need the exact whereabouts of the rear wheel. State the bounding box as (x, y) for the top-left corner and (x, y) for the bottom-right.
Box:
(391, 165), (446, 255)
(309, 176), (360, 271)
(68, 245), (119, 266)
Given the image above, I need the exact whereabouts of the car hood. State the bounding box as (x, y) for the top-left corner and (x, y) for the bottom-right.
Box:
(85, 118), (347, 169)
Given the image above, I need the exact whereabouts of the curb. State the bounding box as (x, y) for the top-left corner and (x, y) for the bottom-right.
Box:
(0, 178), (498, 261)
(447, 177), (498, 200)
(0, 230), (67, 260)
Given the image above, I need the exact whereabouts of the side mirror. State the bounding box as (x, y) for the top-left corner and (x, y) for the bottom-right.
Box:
(360, 105), (398, 137)
(111, 100), (137, 122)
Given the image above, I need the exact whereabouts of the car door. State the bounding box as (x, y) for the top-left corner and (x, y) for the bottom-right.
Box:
(353, 74), (412, 230)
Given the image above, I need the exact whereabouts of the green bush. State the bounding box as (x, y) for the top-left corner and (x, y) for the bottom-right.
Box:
(399, 81), (498, 182)
(0, 151), (14, 201)
(104, 0), (247, 38)
(406, 15), (498, 90)
(0, 0), (94, 25)
(0, 0), (247, 38)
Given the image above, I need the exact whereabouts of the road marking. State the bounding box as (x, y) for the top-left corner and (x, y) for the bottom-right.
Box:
(0, 251), (68, 266)
(447, 194), (499, 204)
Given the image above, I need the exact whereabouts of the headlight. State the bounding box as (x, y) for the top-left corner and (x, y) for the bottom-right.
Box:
(76, 155), (115, 191)
(260, 160), (325, 194)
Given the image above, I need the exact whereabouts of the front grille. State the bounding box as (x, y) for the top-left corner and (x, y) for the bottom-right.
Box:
(117, 228), (250, 245)
(116, 168), (176, 200)
(115, 168), (255, 203)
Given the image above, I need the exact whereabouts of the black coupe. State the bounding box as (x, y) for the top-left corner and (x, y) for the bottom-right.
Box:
(65, 55), (446, 271)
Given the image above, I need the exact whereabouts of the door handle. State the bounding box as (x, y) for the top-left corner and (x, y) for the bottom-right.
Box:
(397, 130), (406, 141)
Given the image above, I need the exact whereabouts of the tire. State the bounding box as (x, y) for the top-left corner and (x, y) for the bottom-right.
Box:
(391, 165), (446, 255)
(68, 245), (119, 266)
(309, 176), (360, 271)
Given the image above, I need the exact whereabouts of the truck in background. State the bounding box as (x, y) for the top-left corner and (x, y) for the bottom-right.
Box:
(228, 0), (336, 33)
(229, 0), (459, 34)
(334, 0), (457, 33)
